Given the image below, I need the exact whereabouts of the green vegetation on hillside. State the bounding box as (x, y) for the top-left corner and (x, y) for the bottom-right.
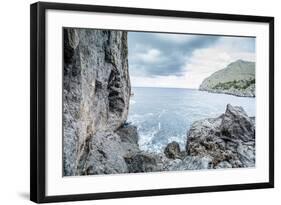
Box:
(212, 78), (255, 90)
(199, 60), (256, 97)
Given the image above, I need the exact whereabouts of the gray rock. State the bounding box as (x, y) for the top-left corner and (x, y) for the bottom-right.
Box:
(164, 141), (185, 159)
(124, 152), (159, 173)
(163, 156), (212, 171)
(186, 104), (255, 169)
(221, 104), (255, 142)
(76, 124), (141, 175)
(117, 125), (140, 156)
(216, 161), (232, 168)
(63, 28), (130, 176)
(77, 131), (129, 175)
(116, 124), (139, 145)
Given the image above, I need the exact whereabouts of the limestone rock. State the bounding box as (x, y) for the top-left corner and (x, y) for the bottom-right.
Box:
(77, 131), (129, 175)
(163, 156), (212, 171)
(186, 104), (255, 169)
(116, 124), (139, 145)
(124, 152), (159, 173)
(76, 123), (141, 175)
(164, 141), (186, 159)
(221, 104), (255, 142)
(63, 28), (130, 176)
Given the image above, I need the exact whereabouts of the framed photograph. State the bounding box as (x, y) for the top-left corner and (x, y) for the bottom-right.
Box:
(30, 2), (274, 203)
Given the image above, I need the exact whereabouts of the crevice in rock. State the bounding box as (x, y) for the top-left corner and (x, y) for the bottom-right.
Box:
(107, 67), (125, 117)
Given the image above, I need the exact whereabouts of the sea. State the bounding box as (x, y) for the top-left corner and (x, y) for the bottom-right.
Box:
(127, 87), (256, 153)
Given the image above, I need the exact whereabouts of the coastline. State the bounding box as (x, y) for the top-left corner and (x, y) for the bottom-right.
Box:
(74, 103), (256, 175)
(63, 28), (256, 176)
(198, 88), (256, 98)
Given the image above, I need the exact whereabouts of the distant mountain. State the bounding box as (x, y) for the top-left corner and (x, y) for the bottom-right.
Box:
(199, 60), (255, 97)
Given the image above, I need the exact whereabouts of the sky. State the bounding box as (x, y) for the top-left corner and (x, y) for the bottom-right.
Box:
(128, 32), (255, 89)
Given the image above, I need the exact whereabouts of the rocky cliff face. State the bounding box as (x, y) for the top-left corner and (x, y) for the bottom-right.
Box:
(186, 104), (255, 168)
(199, 60), (255, 97)
(63, 28), (131, 176)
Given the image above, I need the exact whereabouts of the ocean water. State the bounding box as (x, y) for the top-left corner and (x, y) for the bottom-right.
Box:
(127, 87), (256, 153)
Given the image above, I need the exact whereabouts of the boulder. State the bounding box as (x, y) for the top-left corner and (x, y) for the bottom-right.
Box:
(76, 131), (128, 175)
(220, 104), (255, 142)
(164, 141), (183, 159)
(186, 104), (255, 169)
(76, 124), (142, 175)
(124, 152), (159, 173)
(163, 155), (212, 171)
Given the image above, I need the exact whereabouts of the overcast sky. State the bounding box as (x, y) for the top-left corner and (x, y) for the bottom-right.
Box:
(128, 32), (255, 89)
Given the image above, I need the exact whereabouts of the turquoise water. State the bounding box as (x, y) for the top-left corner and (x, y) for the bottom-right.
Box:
(127, 87), (256, 153)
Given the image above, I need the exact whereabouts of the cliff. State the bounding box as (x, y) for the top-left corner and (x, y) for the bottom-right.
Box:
(199, 60), (255, 97)
(63, 28), (132, 175)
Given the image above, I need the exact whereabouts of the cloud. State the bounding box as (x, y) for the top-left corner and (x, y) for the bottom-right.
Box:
(128, 32), (255, 88)
(135, 48), (161, 63)
(128, 32), (218, 77)
(182, 37), (255, 88)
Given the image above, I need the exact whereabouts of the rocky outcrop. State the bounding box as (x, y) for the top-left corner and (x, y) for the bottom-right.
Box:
(63, 28), (130, 176)
(76, 131), (130, 175)
(159, 104), (255, 171)
(159, 141), (211, 171)
(199, 60), (255, 97)
(186, 104), (255, 168)
(76, 126), (140, 175)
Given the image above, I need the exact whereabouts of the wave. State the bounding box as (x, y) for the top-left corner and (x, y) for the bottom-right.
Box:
(158, 122), (161, 131)
(138, 129), (161, 153)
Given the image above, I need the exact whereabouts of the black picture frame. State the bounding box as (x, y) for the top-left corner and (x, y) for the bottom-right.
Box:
(30, 1), (274, 203)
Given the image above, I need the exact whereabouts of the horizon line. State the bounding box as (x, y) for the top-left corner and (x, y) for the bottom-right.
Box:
(132, 86), (199, 90)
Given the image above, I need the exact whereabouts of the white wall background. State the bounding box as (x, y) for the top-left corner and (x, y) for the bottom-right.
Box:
(0, 0), (278, 204)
